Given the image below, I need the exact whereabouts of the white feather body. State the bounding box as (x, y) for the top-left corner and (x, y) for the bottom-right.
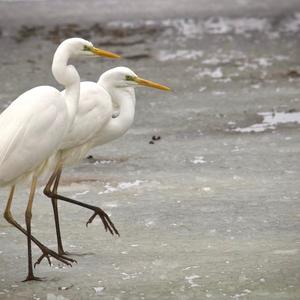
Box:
(0, 86), (67, 186)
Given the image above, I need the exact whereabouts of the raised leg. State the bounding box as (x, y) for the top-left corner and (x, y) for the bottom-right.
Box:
(44, 166), (119, 241)
(3, 184), (76, 281)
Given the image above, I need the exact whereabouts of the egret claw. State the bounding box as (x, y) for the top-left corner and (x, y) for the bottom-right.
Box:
(34, 247), (76, 268)
(86, 208), (119, 236)
(34, 254), (52, 268)
(86, 212), (97, 227)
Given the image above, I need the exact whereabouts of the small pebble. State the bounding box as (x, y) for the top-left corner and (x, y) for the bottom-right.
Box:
(152, 135), (161, 141)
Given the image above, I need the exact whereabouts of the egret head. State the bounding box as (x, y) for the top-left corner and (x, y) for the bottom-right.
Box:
(99, 67), (171, 91)
(60, 38), (121, 59)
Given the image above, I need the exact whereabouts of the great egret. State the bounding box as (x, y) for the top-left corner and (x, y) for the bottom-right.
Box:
(43, 67), (170, 255)
(1, 38), (120, 281)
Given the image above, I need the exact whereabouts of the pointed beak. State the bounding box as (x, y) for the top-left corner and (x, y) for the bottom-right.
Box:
(90, 47), (121, 59)
(133, 77), (171, 91)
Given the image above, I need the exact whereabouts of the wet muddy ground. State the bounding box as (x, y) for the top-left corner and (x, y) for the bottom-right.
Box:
(0, 1), (300, 299)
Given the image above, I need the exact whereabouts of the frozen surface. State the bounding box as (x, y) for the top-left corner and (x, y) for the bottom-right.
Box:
(232, 111), (300, 132)
(0, 0), (300, 299)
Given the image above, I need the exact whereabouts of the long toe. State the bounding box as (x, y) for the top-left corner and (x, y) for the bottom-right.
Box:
(86, 209), (119, 236)
(34, 247), (77, 268)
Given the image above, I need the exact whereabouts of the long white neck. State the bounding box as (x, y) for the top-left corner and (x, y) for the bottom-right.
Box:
(93, 79), (136, 146)
(52, 43), (80, 130)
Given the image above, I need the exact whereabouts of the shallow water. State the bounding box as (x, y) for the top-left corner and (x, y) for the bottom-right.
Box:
(0, 0), (300, 299)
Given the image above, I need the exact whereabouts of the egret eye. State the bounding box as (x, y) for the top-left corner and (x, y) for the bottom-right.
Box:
(83, 45), (91, 51)
(125, 75), (134, 81)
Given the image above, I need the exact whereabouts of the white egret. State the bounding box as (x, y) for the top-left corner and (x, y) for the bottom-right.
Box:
(1, 38), (120, 281)
(42, 66), (170, 255)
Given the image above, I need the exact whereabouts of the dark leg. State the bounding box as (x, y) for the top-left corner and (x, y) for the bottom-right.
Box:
(3, 184), (76, 281)
(23, 176), (40, 281)
(44, 166), (119, 237)
(50, 167), (67, 255)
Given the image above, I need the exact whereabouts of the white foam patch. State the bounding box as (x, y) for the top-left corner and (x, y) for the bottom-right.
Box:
(203, 187), (211, 192)
(255, 57), (272, 67)
(205, 17), (269, 35)
(145, 220), (155, 227)
(98, 180), (144, 195)
(183, 265), (200, 271)
(273, 249), (299, 255)
(121, 272), (142, 280)
(262, 111), (300, 124)
(202, 53), (287, 78)
(281, 13), (300, 33)
(73, 190), (89, 197)
(162, 18), (201, 38)
(185, 275), (200, 288)
(161, 17), (272, 38)
(213, 91), (226, 95)
(232, 289), (252, 299)
(157, 49), (203, 61)
(191, 156), (206, 164)
(94, 159), (115, 165)
(197, 67), (223, 79)
(94, 287), (105, 295)
(233, 112), (300, 133)
(234, 123), (269, 133)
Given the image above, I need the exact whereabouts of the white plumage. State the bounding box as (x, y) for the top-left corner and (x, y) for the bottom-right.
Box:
(0, 37), (120, 281)
(44, 66), (170, 254)
(0, 86), (66, 186)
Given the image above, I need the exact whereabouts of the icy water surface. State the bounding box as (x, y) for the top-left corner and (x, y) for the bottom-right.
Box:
(0, 0), (300, 299)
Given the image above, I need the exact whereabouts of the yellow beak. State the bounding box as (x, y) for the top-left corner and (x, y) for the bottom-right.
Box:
(133, 77), (171, 91)
(90, 47), (121, 59)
